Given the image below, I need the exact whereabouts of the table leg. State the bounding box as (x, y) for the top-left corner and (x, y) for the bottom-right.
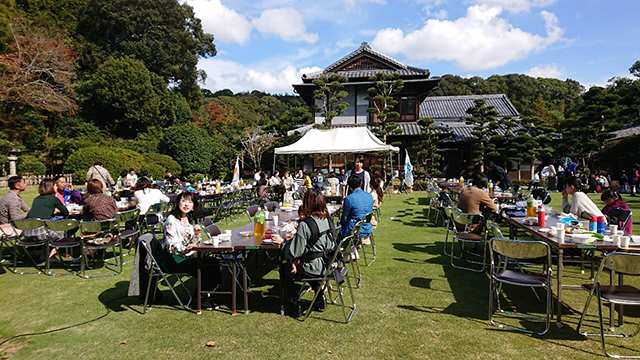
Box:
(243, 256), (249, 315)
(610, 269), (616, 330)
(279, 254), (285, 315)
(618, 272), (624, 327)
(197, 251), (202, 315)
(556, 248), (563, 327)
(232, 258), (237, 315)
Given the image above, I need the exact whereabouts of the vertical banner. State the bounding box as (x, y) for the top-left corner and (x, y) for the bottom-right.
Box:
(404, 149), (413, 188)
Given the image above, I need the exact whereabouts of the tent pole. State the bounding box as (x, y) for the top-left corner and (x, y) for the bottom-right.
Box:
(272, 152), (276, 174)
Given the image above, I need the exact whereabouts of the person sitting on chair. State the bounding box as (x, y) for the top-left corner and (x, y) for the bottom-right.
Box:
(0, 175), (30, 225)
(83, 179), (118, 221)
(161, 191), (221, 310)
(601, 190), (632, 234)
(562, 176), (605, 220)
(457, 172), (497, 234)
(338, 175), (373, 238)
(272, 188), (335, 317)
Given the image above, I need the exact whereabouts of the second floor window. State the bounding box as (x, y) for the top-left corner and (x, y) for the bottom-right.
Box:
(397, 96), (416, 122)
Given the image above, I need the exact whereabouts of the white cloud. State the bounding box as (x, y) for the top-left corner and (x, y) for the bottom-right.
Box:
(431, 9), (448, 19)
(324, 38), (357, 57)
(472, 0), (557, 13)
(342, 0), (386, 11)
(199, 57), (322, 93)
(371, 5), (564, 71)
(252, 8), (318, 43)
(526, 64), (564, 78)
(183, 0), (252, 45)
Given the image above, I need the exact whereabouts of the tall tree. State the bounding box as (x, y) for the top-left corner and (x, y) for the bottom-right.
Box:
(75, 0), (216, 106)
(312, 74), (349, 128)
(465, 99), (503, 164)
(240, 126), (278, 170)
(415, 117), (442, 177)
(365, 72), (404, 142)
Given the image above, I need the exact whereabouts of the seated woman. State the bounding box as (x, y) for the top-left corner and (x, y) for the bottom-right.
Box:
(601, 190), (633, 234)
(134, 177), (169, 215)
(562, 176), (605, 220)
(257, 171), (268, 198)
(24, 179), (70, 260)
(161, 192), (221, 310)
(272, 188), (335, 317)
(369, 177), (384, 229)
(83, 179), (118, 221)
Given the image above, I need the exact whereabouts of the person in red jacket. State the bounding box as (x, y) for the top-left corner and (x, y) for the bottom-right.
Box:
(601, 190), (633, 235)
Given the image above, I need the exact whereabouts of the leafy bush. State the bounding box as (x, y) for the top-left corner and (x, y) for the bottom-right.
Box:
(159, 123), (214, 174)
(64, 146), (143, 184)
(139, 163), (166, 180)
(143, 153), (181, 175)
(17, 155), (46, 175)
(512, 179), (533, 187)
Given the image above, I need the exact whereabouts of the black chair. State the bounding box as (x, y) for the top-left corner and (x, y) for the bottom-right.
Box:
(264, 201), (279, 212)
(530, 188), (551, 205)
(607, 208), (632, 233)
(79, 219), (122, 278)
(10, 219), (48, 275)
(43, 219), (82, 276)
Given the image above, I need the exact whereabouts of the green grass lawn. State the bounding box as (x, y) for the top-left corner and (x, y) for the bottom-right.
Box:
(1, 189), (640, 359)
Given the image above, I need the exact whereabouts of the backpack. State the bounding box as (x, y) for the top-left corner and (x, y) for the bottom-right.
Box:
(300, 217), (336, 266)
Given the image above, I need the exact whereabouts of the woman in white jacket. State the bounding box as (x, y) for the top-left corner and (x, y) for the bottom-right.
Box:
(134, 177), (169, 215)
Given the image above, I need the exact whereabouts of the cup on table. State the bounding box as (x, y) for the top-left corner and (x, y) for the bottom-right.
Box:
(609, 224), (618, 234)
(273, 214), (279, 229)
(212, 235), (220, 246)
(556, 222), (565, 231)
(612, 234), (621, 246)
(621, 236), (631, 249)
(225, 230), (232, 236)
(556, 228), (565, 243)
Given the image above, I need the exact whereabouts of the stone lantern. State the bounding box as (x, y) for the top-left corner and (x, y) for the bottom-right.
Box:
(8, 147), (20, 176)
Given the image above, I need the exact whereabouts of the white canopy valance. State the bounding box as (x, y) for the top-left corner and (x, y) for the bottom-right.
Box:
(275, 127), (399, 154)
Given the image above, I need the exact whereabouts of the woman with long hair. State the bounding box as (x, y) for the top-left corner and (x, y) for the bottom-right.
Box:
(134, 177), (169, 215)
(273, 188), (335, 317)
(601, 190), (633, 234)
(562, 176), (604, 219)
(161, 192), (221, 310)
(369, 177), (384, 229)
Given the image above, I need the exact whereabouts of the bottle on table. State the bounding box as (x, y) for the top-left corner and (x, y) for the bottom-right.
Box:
(459, 176), (464, 188)
(537, 205), (546, 228)
(597, 216), (606, 235)
(589, 216), (598, 232)
(254, 208), (266, 237)
(488, 180), (494, 196)
(526, 195), (535, 217)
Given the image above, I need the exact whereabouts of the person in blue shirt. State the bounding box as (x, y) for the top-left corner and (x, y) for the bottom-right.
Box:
(339, 175), (373, 238)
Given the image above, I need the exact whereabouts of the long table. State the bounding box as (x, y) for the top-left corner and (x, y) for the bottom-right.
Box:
(192, 204), (341, 315)
(501, 213), (636, 327)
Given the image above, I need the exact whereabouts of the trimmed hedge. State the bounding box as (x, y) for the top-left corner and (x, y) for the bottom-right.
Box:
(65, 146), (144, 184)
(17, 155), (46, 175)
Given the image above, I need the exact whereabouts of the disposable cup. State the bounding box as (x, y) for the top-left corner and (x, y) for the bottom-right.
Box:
(212, 235), (220, 246)
(273, 214), (279, 229)
(612, 234), (621, 246)
(557, 229), (565, 244)
(621, 236), (630, 249)
(556, 222), (565, 230)
(609, 224), (618, 234)
(225, 230), (232, 236)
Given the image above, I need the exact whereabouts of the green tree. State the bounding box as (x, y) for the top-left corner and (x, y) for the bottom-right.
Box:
(75, 0), (216, 106)
(159, 123), (214, 174)
(0, 0), (15, 53)
(415, 117), (442, 177)
(78, 57), (160, 137)
(364, 72), (404, 142)
(312, 74), (349, 128)
(465, 99), (503, 164)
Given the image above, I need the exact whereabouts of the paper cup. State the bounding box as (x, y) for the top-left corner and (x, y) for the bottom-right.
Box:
(621, 236), (630, 249)
(612, 234), (621, 246)
(225, 230), (232, 236)
(609, 224), (618, 234)
(556, 222), (565, 230)
(557, 229), (565, 244)
(212, 235), (220, 246)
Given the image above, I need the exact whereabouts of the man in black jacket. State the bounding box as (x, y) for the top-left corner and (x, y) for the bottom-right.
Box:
(484, 161), (513, 191)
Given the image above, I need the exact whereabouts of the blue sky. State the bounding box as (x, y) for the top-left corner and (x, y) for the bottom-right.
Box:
(182, 0), (640, 94)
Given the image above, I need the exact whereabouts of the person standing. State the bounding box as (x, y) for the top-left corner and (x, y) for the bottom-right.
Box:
(343, 155), (371, 197)
(620, 170), (629, 194)
(253, 168), (262, 184)
(125, 169), (138, 187)
(86, 162), (116, 193)
(0, 176), (30, 225)
(484, 161), (513, 191)
(547, 163), (557, 191)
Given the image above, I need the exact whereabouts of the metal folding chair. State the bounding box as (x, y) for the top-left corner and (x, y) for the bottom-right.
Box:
(531, 188), (551, 205)
(114, 208), (141, 262)
(42, 219), (82, 276)
(139, 234), (192, 314)
(264, 201), (279, 212)
(79, 219), (122, 278)
(425, 190), (441, 226)
(200, 217), (214, 229)
(0, 223), (19, 267)
(245, 205), (260, 223)
(354, 212), (376, 267)
(297, 234), (356, 323)
(142, 202), (167, 234)
(450, 212), (488, 272)
(442, 206), (462, 257)
(489, 237), (552, 335)
(577, 252), (640, 358)
(10, 219), (48, 274)
(607, 208), (632, 233)
(205, 224), (221, 237)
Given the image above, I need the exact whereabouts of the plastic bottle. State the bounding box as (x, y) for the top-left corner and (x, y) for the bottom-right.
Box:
(597, 216), (606, 235)
(254, 208), (265, 237)
(589, 216), (598, 232)
(459, 176), (464, 188)
(537, 205), (546, 228)
(526, 195), (535, 217)
(488, 180), (494, 196)
(216, 181), (221, 193)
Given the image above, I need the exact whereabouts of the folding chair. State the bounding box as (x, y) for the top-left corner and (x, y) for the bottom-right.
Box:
(79, 219), (122, 278)
(200, 217), (214, 229)
(531, 188), (551, 205)
(10, 219), (48, 274)
(442, 206), (462, 257)
(205, 224), (221, 237)
(489, 237), (552, 335)
(354, 212), (376, 267)
(607, 208), (632, 233)
(114, 208), (141, 261)
(297, 234), (356, 323)
(577, 252), (640, 358)
(425, 190), (441, 226)
(42, 219), (82, 276)
(450, 212), (488, 272)
(0, 223), (19, 267)
(139, 234), (192, 313)
(264, 201), (279, 212)
(245, 205), (260, 223)
(142, 202), (167, 234)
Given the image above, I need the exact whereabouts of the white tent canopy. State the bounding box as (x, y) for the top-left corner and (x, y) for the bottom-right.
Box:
(274, 127), (400, 154)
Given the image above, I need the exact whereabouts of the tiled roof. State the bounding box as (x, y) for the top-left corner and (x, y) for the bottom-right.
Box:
(304, 68), (427, 80)
(611, 124), (640, 140)
(395, 120), (524, 142)
(396, 122), (423, 136)
(301, 42), (429, 81)
(419, 94), (520, 120)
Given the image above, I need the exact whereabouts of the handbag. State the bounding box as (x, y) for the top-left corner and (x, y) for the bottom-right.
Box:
(83, 232), (115, 245)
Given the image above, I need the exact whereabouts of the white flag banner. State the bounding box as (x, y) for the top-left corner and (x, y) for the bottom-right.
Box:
(232, 157), (240, 184)
(404, 150), (413, 188)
